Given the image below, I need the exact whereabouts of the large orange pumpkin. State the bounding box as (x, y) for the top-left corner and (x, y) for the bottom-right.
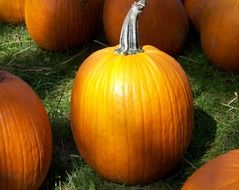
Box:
(0, 71), (52, 190)
(71, 0), (194, 184)
(182, 149), (239, 190)
(25, 0), (102, 51)
(0, 0), (25, 23)
(103, 0), (189, 55)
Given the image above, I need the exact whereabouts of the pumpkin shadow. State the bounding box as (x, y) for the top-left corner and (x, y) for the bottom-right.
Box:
(185, 106), (217, 162)
(159, 106), (217, 189)
(0, 22), (105, 100)
(39, 119), (79, 190)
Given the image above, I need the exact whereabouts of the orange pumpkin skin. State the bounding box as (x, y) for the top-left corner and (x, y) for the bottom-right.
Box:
(0, 71), (52, 190)
(0, 0), (25, 23)
(71, 45), (194, 184)
(200, 0), (239, 71)
(182, 149), (239, 190)
(25, 0), (102, 51)
(103, 0), (189, 55)
(184, 0), (207, 31)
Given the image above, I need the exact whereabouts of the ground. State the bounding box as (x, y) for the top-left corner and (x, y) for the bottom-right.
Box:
(0, 23), (239, 190)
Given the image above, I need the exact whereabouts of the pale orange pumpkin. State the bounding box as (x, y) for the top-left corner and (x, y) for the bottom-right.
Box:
(0, 0), (25, 23)
(71, 0), (194, 184)
(182, 149), (239, 190)
(0, 71), (52, 190)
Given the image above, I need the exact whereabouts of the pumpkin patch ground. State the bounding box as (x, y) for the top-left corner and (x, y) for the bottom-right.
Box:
(1, 5), (239, 189)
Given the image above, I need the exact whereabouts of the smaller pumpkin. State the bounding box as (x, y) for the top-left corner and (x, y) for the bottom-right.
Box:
(0, 0), (25, 23)
(25, 0), (102, 51)
(182, 149), (239, 190)
(200, 0), (239, 71)
(184, 0), (239, 71)
(0, 70), (52, 190)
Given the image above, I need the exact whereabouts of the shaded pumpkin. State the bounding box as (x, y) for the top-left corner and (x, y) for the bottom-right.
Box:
(200, 0), (239, 71)
(0, 0), (25, 23)
(184, 0), (239, 71)
(0, 70), (52, 190)
(25, 0), (102, 51)
(103, 0), (189, 55)
(71, 0), (194, 184)
(184, 0), (207, 31)
(182, 149), (239, 190)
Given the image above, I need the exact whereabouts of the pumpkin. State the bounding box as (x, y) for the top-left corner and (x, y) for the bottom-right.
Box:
(184, 0), (239, 71)
(182, 149), (239, 190)
(103, 0), (189, 55)
(25, 0), (102, 51)
(71, 0), (194, 184)
(184, 0), (207, 31)
(0, 71), (52, 190)
(0, 0), (25, 23)
(200, 0), (239, 71)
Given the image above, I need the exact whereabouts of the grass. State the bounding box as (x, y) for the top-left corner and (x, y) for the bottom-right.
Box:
(0, 22), (239, 190)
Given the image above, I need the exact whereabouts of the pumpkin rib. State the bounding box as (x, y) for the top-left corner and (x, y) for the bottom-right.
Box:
(156, 53), (193, 152)
(140, 52), (176, 171)
(122, 57), (133, 181)
(99, 54), (120, 177)
(164, 58), (182, 163)
(161, 59), (183, 158)
(138, 53), (165, 168)
(5, 88), (24, 189)
(28, 115), (42, 187)
(147, 50), (193, 161)
(135, 55), (150, 181)
(140, 54), (164, 172)
(0, 97), (10, 189)
(149, 53), (178, 164)
(19, 83), (41, 188)
(11, 105), (26, 189)
(138, 54), (165, 178)
(91, 61), (109, 173)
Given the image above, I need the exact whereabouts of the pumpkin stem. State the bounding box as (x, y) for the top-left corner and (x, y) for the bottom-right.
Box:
(115, 0), (147, 55)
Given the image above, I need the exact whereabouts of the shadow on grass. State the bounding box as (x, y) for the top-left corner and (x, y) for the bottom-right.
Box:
(39, 118), (80, 190)
(185, 106), (217, 163)
(0, 23), (106, 99)
(159, 106), (217, 189)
